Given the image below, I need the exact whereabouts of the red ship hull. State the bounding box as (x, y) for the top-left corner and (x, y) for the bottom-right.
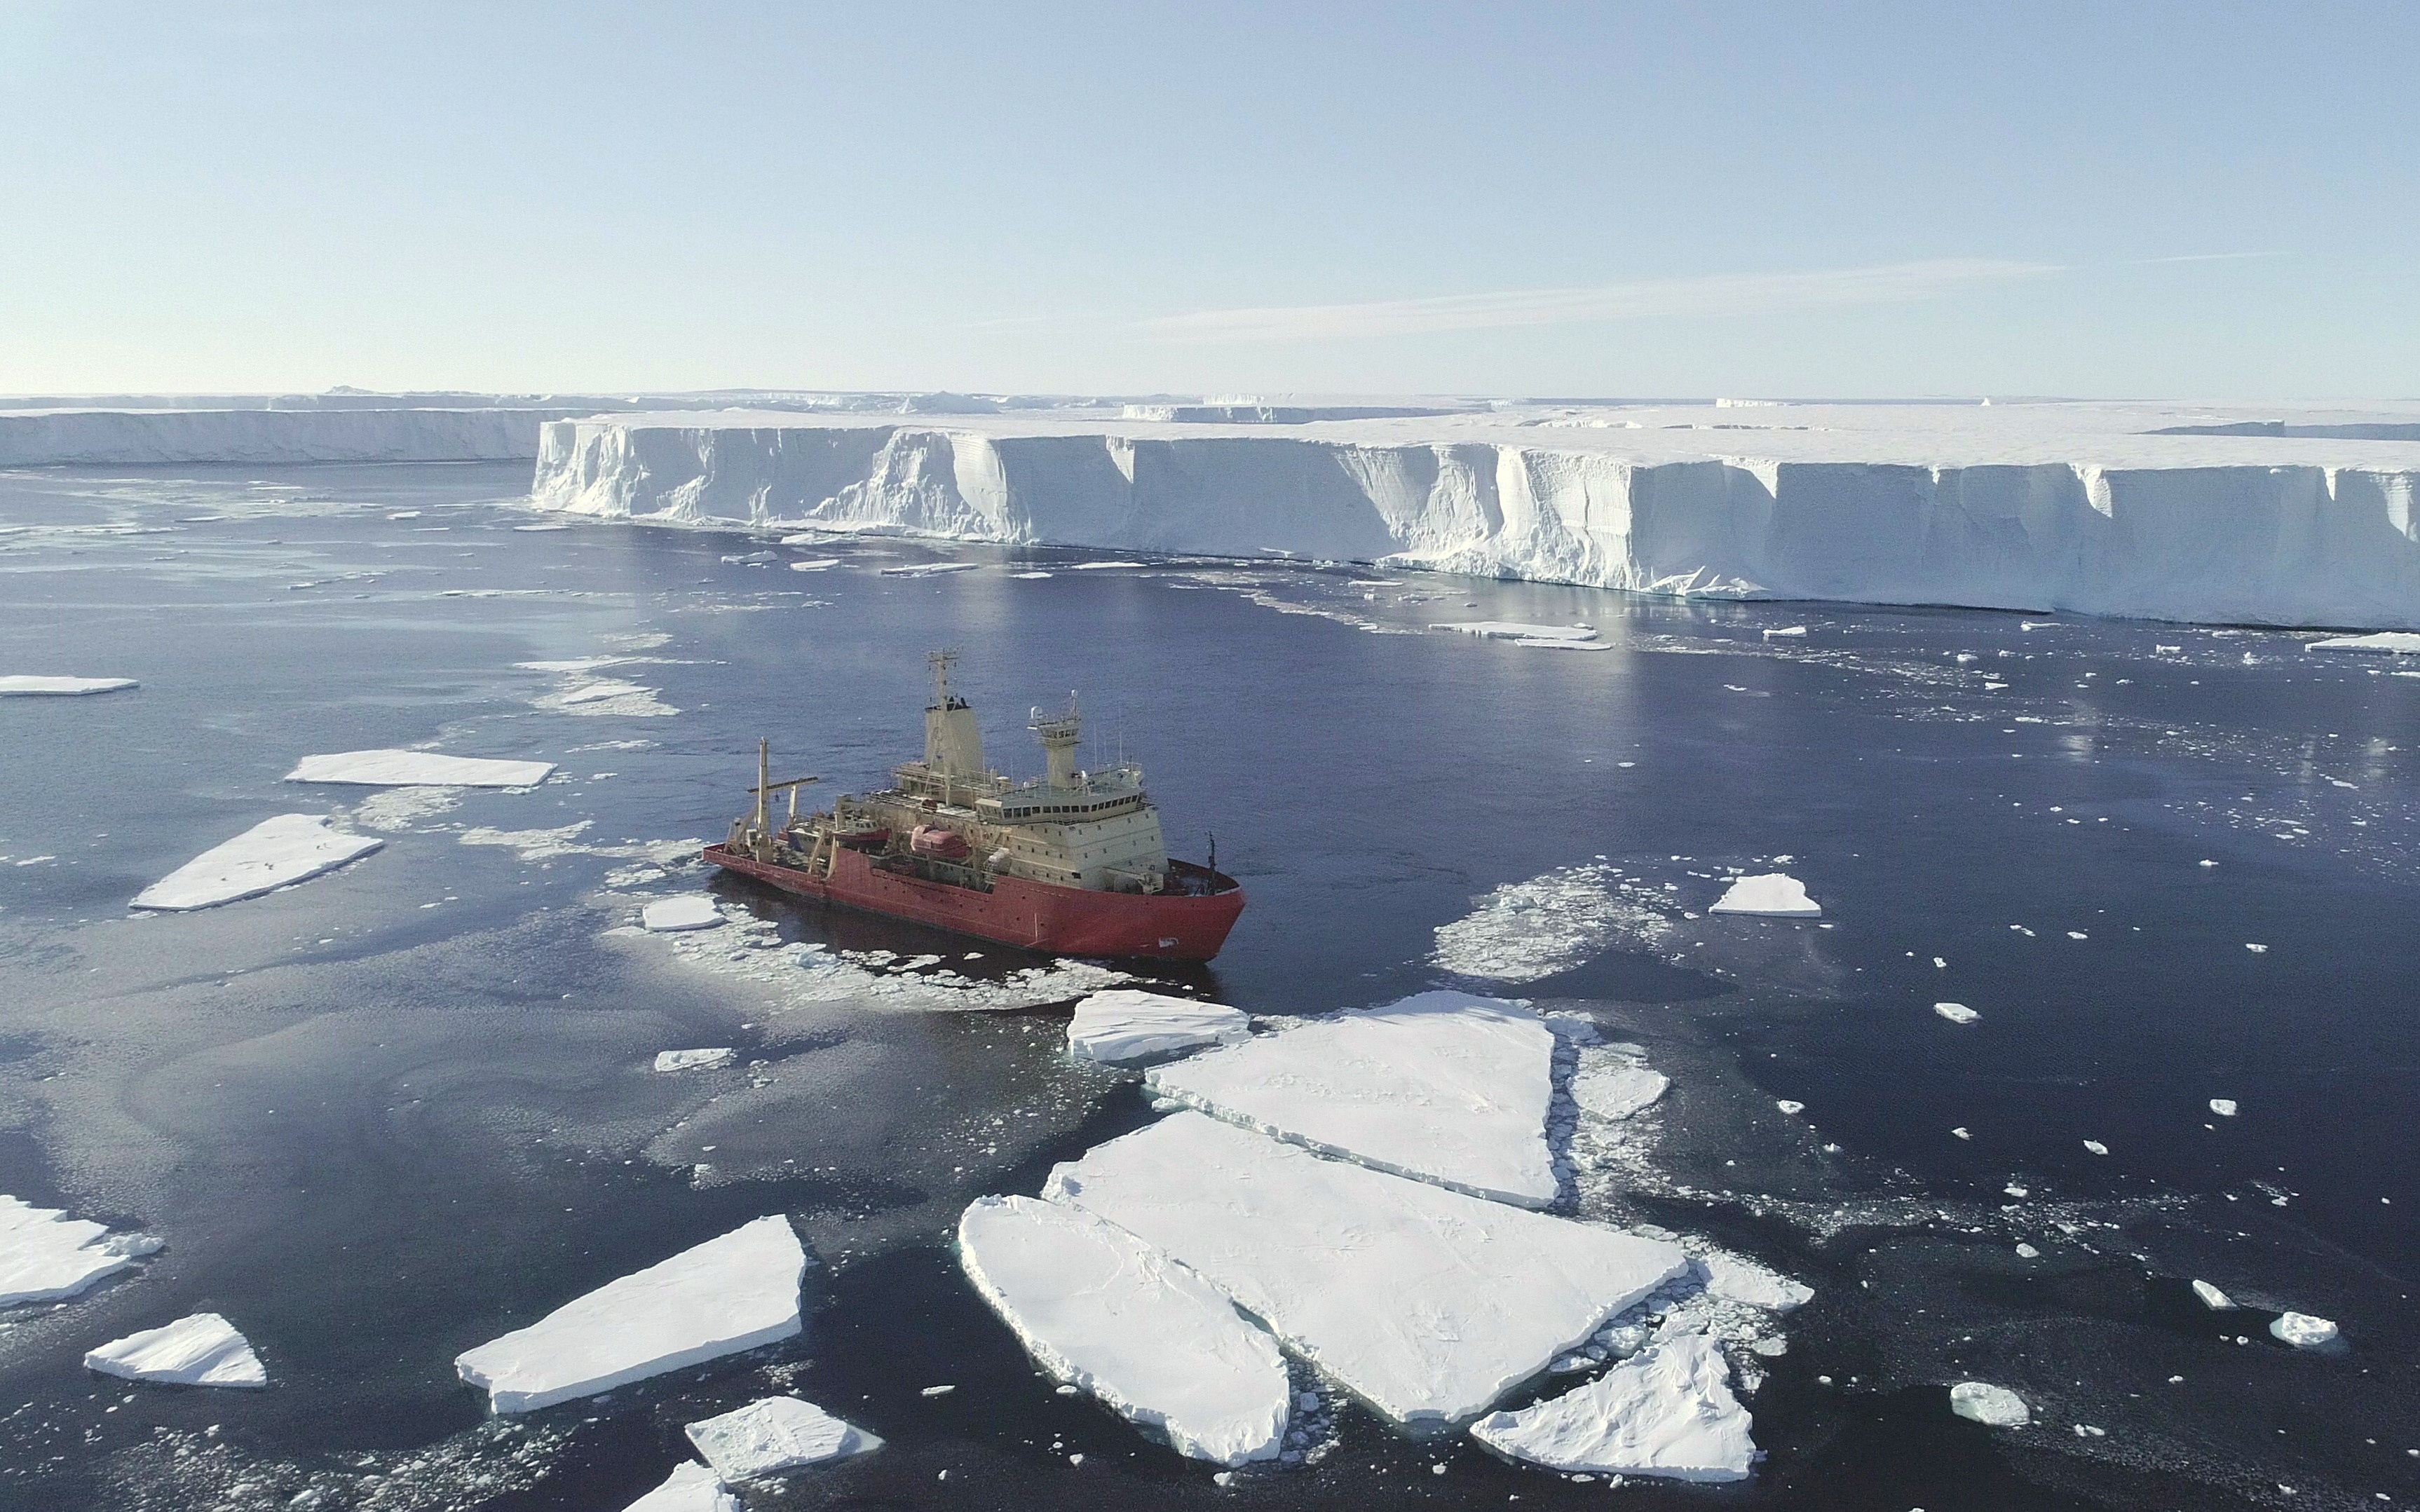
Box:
(704, 843), (1246, 962)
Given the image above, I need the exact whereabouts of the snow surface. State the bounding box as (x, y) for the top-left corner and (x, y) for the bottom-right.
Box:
(1708, 873), (1820, 918)
(958, 1195), (1289, 1465)
(2307, 632), (2420, 653)
(1042, 1111), (1690, 1425)
(83, 1313), (265, 1387)
(1468, 1332), (1755, 1482)
(684, 1396), (880, 1480)
(0, 1194), (140, 1307)
(643, 897), (724, 932)
(1949, 1380), (2031, 1428)
(2270, 1312), (2339, 1348)
(286, 750), (555, 787)
(0, 675), (137, 695)
(1571, 1062), (1668, 1121)
(654, 1048), (735, 1072)
(132, 814), (382, 911)
(622, 1462), (737, 1512)
(454, 1215), (805, 1412)
(1064, 988), (1251, 1064)
(1146, 990), (1558, 1206)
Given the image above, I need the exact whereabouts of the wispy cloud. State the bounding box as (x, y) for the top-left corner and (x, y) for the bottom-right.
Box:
(1139, 258), (2062, 344)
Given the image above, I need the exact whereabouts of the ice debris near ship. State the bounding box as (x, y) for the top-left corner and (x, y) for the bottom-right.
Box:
(1064, 988), (1251, 1064)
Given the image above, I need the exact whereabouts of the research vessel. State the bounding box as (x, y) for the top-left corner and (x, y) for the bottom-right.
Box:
(703, 653), (1246, 960)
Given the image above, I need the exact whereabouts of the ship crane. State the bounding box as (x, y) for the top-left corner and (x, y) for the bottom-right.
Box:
(739, 736), (820, 860)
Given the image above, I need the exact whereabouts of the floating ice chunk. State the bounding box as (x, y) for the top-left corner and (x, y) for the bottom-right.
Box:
(1762, 626), (1807, 638)
(2269, 1312), (2339, 1348)
(1010, 570), (1054, 578)
(1948, 1381), (2030, 1427)
(0, 676), (137, 696)
(1042, 1111), (1687, 1425)
(1951, 1127), (1971, 1140)
(512, 522), (572, 531)
(622, 1462), (737, 1512)
(1570, 1063), (1668, 1121)
(788, 559), (841, 572)
(133, 815), (382, 911)
(1432, 621), (1599, 643)
(286, 750), (555, 786)
(644, 897), (724, 932)
(654, 1048), (736, 1073)
(1065, 989), (1251, 1065)
(2014, 1243), (2041, 1259)
(1145, 990), (1556, 1206)
(2307, 632), (2420, 654)
(2191, 1279), (2234, 1310)
(878, 561), (979, 577)
(1070, 560), (1148, 570)
(685, 1396), (881, 1480)
(84, 1313), (264, 1387)
(1697, 1251), (1813, 1312)
(721, 551), (777, 564)
(0, 1195), (142, 1306)
(1708, 873), (1820, 918)
(1469, 1333), (1754, 1483)
(958, 1195), (1288, 1465)
(454, 1215), (805, 1412)
(2210, 1098), (2238, 1117)
(2083, 1140), (2109, 1156)
(2245, 943), (2268, 953)
(1933, 1002), (1980, 1025)
(1774, 1099), (1805, 1116)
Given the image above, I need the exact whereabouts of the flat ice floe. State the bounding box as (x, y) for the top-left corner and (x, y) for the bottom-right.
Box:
(0, 1194), (147, 1306)
(2307, 632), (2420, 653)
(1043, 1112), (1689, 1425)
(1933, 1002), (1980, 1024)
(1708, 873), (1821, 918)
(1146, 990), (1557, 1206)
(1948, 1380), (2030, 1428)
(0, 675), (137, 695)
(455, 1215), (805, 1412)
(1064, 988), (1250, 1064)
(1572, 1061), (1668, 1122)
(2191, 1279), (2235, 1309)
(643, 896), (724, 932)
(684, 1396), (881, 1480)
(287, 749), (555, 786)
(1469, 1331), (1754, 1482)
(132, 814), (383, 911)
(654, 1048), (735, 1072)
(958, 1195), (1288, 1465)
(623, 1462), (737, 1512)
(83, 1312), (266, 1387)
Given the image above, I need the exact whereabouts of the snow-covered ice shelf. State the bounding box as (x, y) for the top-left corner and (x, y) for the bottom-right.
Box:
(0, 675), (137, 696)
(132, 814), (382, 911)
(1469, 1332), (1755, 1481)
(286, 749), (555, 786)
(84, 1313), (266, 1387)
(1708, 873), (1820, 918)
(455, 1215), (805, 1412)
(1145, 990), (1558, 1206)
(1064, 988), (1251, 1064)
(958, 1195), (1288, 1465)
(0, 1194), (148, 1307)
(1042, 1111), (1689, 1425)
(684, 1396), (880, 1480)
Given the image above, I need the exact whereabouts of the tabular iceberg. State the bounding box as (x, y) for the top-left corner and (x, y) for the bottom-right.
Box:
(84, 1313), (266, 1387)
(133, 814), (383, 911)
(0, 676), (137, 696)
(1469, 1331), (1755, 1481)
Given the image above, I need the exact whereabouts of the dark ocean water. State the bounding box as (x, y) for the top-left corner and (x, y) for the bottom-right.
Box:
(0, 463), (2415, 1512)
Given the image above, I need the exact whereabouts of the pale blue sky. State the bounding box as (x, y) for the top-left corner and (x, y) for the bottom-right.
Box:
(3, 2), (2413, 398)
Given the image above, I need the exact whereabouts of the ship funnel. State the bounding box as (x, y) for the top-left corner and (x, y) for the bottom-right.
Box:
(1031, 693), (1082, 789)
(923, 649), (985, 779)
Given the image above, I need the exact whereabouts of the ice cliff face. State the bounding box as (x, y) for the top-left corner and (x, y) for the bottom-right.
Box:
(531, 417), (2420, 629)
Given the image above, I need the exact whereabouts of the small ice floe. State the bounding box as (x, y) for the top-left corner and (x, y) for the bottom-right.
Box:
(1951, 1127), (1972, 1140)
(1468, 1333), (1753, 1483)
(1070, 560), (1148, 570)
(1064, 989), (1251, 1065)
(286, 750), (555, 787)
(1774, 1100), (1805, 1116)
(1042, 1111), (1687, 1426)
(644, 897), (724, 932)
(720, 551), (777, 565)
(1570, 1063), (1668, 1122)
(133, 815), (382, 911)
(1144, 990), (1557, 1206)
(1762, 626), (1807, 638)
(654, 1048), (736, 1073)
(685, 1396), (881, 1480)
(0, 676), (138, 696)
(788, 559), (841, 572)
(83, 1313), (264, 1387)
(958, 1195), (1288, 1465)
(2306, 632), (2420, 655)
(1010, 570), (1054, 579)
(1431, 621), (1605, 651)
(1933, 1002), (1980, 1025)
(878, 562), (979, 577)
(2210, 1098), (2238, 1117)
(2083, 1140), (2109, 1156)
(2269, 1312), (2339, 1349)
(1708, 873), (1820, 918)
(454, 1215), (805, 1412)
(0, 1195), (151, 1307)
(1696, 1251), (1814, 1312)
(919, 1384), (955, 1397)
(2191, 1279), (2234, 1310)
(1948, 1381), (2030, 1428)
(622, 1462), (737, 1512)
(2245, 943), (2268, 953)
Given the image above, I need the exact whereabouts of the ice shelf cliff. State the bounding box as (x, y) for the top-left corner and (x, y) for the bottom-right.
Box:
(528, 400), (2420, 629)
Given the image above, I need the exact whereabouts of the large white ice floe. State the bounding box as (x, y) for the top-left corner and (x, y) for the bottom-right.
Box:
(643, 896), (724, 932)
(1064, 989), (1251, 1065)
(1042, 1111), (1690, 1425)
(1708, 873), (1821, 918)
(0, 1194), (149, 1307)
(1145, 990), (1558, 1206)
(0, 675), (137, 695)
(684, 1396), (881, 1480)
(2306, 632), (2420, 653)
(958, 1195), (1288, 1465)
(1948, 1380), (2031, 1428)
(286, 749), (555, 786)
(454, 1215), (805, 1412)
(83, 1312), (266, 1387)
(132, 814), (383, 911)
(1469, 1331), (1755, 1482)
(622, 1462), (737, 1512)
